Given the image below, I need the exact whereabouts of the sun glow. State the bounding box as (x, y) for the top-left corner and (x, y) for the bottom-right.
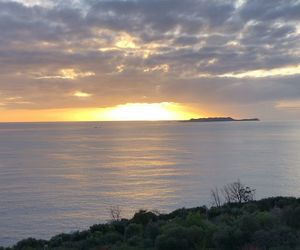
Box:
(0, 103), (201, 122)
(99, 102), (196, 121)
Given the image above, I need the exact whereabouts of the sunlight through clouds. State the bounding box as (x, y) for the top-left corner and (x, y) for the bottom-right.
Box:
(143, 64), (169, 73)
(73, 91), (92, 98)
(220, 64), (300, 78)
(8, 0), (53, 7)
(35, 69), (95, 80)
(115, 33), (138, 49)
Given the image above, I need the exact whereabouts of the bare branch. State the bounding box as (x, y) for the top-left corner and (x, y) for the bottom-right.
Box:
(210, 187), (222, 207)
(221, 180), (255, 204)
(109, 206), (122, 222)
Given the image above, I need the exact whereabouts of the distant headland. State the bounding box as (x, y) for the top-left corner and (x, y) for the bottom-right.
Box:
(182, 117), (260, 122)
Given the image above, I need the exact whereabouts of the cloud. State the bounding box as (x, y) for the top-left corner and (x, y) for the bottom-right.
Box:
(0, 0), (300, 119)
(276, 100), (300, 110)
(73, 91), (92, 98)
(35, 68), (95, 80)
(218, 64), (300, 78)
(144, 64), (169, 73)
(240, 0), (300, 22)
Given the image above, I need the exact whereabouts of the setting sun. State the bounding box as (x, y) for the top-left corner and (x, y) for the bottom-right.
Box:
(98, 102), (196, 121)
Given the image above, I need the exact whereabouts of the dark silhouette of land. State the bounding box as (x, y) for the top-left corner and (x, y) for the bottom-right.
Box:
(182, 117), (260, 122)
(4, 196), (300, 250)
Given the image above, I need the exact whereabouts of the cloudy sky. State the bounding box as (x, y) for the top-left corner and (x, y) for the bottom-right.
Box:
(0, 0), (300, 121)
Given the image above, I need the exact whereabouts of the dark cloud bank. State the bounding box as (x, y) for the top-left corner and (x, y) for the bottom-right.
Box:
(0, 0), (299, 119)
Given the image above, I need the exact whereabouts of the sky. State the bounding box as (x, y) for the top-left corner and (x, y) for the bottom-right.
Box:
(0, 0), (300, 121)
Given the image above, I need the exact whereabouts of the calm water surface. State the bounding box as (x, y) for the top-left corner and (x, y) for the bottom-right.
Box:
(0, 121), (300, 246)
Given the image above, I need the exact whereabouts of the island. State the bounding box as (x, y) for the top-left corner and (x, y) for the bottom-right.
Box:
(182, 117), (260, 122)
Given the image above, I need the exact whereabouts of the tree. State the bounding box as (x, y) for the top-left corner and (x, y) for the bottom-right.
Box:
(109, 206), (122, 222)
(211, 187), (222, 207)
(222, 180), (255, 204)
(132, 210), (158, 225)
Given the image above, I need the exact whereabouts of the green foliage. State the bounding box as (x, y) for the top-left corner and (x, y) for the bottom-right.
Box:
(284, 206), (300, 229)
(89, 223), (111, 233)
(213, 225), (244, 250)
(145, 222), (160, 242)
(256, 211), (278, 229)
(238, 214), (260, 235)
(251, 229), (273, 248)
(14, 238), (47, 250)
(155, 226), (196, 250)
(100, 231), (124, 245)
(5, 196), (300, 250)
(132, 210), (158, 225)
(125, 223), (143, 240)
(112, 219), (128, 235)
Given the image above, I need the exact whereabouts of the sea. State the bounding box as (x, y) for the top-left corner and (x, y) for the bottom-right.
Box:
(0, 121), (300, 246)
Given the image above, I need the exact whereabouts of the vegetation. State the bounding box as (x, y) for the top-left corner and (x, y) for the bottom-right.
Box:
(2, 183), (300, 250)
(211, 179), (256, 206)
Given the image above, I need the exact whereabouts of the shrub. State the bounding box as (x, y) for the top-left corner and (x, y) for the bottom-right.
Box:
(283, 206), (300, 229)
(14, 238), (47, 250)
(131, 210), (157, 225)
(125, 224), (143, 240)
(256, 211), (278, 229)
(238, 214), (260, 236)
(213, 225), (244, 250)
(145, 222), (160, 242)
(99, 232), (123, 245)
(251, 230), (273, 248)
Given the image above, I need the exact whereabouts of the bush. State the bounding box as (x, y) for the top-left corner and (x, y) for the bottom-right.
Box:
(100, 232), (123, 245)
(131, 210), (158, 225)
(238, 214), (260, 236)
(256, 211), (278, 229)
(155, 228), (190, 250)
(112, 219), (128, 235)
(125, 223), (143, 240)
(145, 222), (160, 242)
(14, 238), (47, 250)
(155, 225), (206, 250)
(251, 230), (273, 248)
(213, 225), (244, 250)
(283, 206), (300, 229)
(90, 223), (111, 233)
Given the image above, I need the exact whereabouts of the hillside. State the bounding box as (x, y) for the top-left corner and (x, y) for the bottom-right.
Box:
(2, 196), (300, 250)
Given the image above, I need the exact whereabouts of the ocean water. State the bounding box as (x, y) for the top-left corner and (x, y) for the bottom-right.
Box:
(0, 121), (300, 246)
